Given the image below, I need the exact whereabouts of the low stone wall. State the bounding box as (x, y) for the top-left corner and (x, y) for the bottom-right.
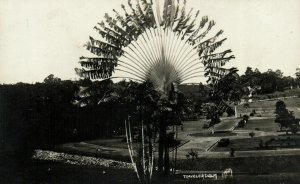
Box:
(32, 149), (133, 169)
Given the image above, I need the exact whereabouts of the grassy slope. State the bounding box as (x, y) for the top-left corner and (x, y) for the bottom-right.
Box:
(252, 88), (300, 100)
(236, 97), (300, 116)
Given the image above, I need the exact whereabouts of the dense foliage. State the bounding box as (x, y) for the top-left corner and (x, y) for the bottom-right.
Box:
(1, 67), (299, 158)
(0, 75), (128, 158)
(239, 67), (298, 95)
(274, 100), (300, 133)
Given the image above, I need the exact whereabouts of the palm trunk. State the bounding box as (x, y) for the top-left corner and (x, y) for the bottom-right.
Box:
(163, 137), (169, 176)
(174, 125), (178, 173)
(158, 115), (170, 176)
(149, 137), (154, 179)
(141, 121), (146, 179)
(125, 119), (141, 182)
(150, 124), (157, 180)
(158, 122), (165, 175)
(147, 124), (154, 180)
(235, 105), (238, 118)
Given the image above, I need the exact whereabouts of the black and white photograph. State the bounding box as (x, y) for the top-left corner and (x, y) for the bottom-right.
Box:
(0, 0), (300, 183)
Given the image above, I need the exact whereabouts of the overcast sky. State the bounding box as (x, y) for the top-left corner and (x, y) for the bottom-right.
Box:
(0, 0), (299, 84)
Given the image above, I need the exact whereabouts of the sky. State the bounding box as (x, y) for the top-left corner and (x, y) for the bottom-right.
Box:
(0, 0), (299, 84)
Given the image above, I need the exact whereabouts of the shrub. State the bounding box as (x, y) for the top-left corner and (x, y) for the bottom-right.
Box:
(243, 115), (249, 121)
(218, 138), (230, 147)
(238, 119), (246, 128)
(230, 148), (235, 157)
(265, 138), (274, 147)
(243, 103), (250, 108)
(186, 149), (198, 159)
(259, 139), (264, 148)
(290, 124), (299, 135)
(202, 124), (209, 129)
(276, 100), (287, 115)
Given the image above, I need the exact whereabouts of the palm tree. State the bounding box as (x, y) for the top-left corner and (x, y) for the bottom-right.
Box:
(75, 0), (235, 181)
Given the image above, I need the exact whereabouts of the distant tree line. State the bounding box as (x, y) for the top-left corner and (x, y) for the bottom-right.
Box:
(239, 67), (300, 94)
(179, 67), (300, 99)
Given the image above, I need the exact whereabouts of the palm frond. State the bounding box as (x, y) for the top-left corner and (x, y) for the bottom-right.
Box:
(77, 0), (235, 93)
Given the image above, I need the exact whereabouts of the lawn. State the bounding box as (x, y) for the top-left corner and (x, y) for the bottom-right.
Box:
(175, 155), (300, 174)
(211, 136), (274, 152)
(211, 117), (279, 152)
(253, 88), (300, 100)
(211, 116), (300, 152)
(2, 156), (300, 184)
(236, 96), (300, 116)
(190, 132), (237, 137)
(0, 157), (137, 184)
(236, 118), (278, 132)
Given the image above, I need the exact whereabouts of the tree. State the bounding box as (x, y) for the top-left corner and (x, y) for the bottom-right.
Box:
(249, 131), (255, 138)
(275, 100), (300, 132)
(210, 67), (242, 116)
(206, 104), (221, 125)
(275, 100), (287, 115)
(43, 74), (61, 84)
(281, 76), (295, 89)
(245, 67), (254, 78)
(243, 103), (250, 112)
(75, 0), (235, 181)
(242, 67), (259, 87)
(239, 68), (292, 94)
(275, 69), (283, 78)
(239, 67), (262, 97)
(296, 68), (300, 88)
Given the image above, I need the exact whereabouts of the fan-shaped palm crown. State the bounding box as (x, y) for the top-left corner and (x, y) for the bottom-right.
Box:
(76, 0), (234, 93)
